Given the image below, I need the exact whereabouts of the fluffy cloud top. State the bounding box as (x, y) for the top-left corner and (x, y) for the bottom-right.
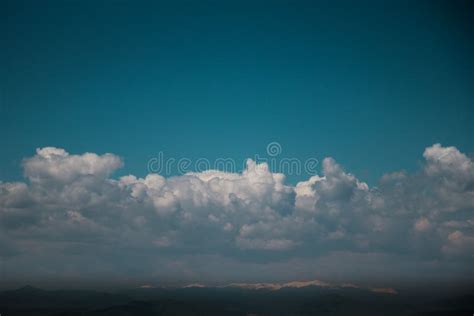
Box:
(1, 144), (473, 286)
(23, 147), (123, 183)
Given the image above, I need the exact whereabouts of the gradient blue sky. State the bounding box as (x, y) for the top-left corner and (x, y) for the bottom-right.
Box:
(2, 0), (473, 184)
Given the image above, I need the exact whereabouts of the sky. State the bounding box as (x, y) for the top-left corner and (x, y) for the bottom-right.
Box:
(0, 0), (473, 290)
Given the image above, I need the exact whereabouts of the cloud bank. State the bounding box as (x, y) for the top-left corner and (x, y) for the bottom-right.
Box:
(1, 144), (473, 288)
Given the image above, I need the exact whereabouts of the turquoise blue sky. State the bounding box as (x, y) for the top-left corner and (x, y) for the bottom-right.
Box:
(2, 0), (473, 183)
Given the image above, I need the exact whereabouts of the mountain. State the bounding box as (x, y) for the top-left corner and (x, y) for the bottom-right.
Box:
(223, 279), (332, 291)
(0, 284), (472, 315)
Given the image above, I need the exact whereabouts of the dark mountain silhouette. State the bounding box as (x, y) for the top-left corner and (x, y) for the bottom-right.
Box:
(0, 284), (472, 315)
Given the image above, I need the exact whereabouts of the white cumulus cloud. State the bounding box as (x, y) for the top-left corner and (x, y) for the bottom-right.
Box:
(1, 144), (473, 285)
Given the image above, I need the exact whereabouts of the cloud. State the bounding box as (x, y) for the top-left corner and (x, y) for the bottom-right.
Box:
(414, 217), (432, 232)
(1, 144), (473, 286)
(23, 147), (123, 184)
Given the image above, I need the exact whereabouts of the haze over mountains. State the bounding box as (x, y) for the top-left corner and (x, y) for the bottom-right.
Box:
(159, 279), (397, 294)
(0, 281), (472, 316)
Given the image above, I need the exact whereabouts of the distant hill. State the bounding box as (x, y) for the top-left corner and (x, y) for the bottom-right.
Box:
(0, 284), (472, 315)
